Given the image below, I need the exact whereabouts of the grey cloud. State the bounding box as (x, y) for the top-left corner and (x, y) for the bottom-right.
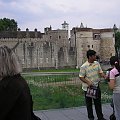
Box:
(0, 0), (120, 30)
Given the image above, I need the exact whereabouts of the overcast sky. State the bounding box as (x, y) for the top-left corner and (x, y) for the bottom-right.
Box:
(0, 0), (120, 32)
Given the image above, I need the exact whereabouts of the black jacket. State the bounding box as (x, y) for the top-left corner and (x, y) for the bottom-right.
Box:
(0, 74), (33, 120)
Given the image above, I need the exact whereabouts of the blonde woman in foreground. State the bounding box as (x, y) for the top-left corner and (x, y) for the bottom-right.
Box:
(0, 45), (33, 120)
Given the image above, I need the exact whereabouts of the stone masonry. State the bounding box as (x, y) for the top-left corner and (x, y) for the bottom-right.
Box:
(0, 22), (115, 69)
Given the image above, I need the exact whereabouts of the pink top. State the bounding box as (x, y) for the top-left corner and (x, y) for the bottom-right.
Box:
(110, 68), (119, 79)
(109, 67), (120, 93)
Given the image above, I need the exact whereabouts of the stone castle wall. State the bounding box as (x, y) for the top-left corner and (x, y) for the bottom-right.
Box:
(0, 27), (115, 69)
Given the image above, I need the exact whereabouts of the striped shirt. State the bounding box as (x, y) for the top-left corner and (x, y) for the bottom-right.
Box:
(79, 61), (103, 91)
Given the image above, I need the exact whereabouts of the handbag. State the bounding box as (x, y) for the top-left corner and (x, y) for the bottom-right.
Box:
(86, 86), (98, 99)
(110, 113), (116, 120)
(32, 111), (41, 120)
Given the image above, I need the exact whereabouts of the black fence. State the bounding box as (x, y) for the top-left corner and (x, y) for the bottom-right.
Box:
(22, 72), (112, 110)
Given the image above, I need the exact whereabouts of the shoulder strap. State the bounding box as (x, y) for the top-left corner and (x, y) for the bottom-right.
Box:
(109, 68), (120, 77)
(108, 68), (113, 77)
(107, 68), (113, 71)
(115, 73), (120, 77)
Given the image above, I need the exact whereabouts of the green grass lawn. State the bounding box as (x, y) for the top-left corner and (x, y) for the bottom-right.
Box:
(22, 69), (112, 110)
(29, 84), (85, 110)
(25, 76), (112, 110)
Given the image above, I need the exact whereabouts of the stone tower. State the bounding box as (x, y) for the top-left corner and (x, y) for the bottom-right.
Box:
(70, 26), (115, 68)
(100, 29), (115, 61)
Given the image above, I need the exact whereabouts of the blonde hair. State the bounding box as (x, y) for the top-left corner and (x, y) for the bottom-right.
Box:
(0, 45), (22, 79)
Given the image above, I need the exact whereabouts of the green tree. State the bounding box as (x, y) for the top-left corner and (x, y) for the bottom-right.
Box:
(0, 18), (17, 31)
(115, 31), (120, 57)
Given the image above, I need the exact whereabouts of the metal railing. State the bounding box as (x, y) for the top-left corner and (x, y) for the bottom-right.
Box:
(22, 72), (112, 110)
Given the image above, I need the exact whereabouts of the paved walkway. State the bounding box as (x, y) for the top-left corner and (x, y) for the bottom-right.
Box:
(34, 104), (113, 120)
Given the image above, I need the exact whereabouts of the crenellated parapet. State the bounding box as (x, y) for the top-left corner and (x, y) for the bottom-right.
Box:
(0, 23), (115, 69)
(0, 28), (43, 39)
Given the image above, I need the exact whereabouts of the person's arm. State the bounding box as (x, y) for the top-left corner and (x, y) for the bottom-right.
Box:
(98, 62), (107, 79)
(79, 66), (93, 87)
(99, 72), (107, 79)
(79, 77), (93, 87)
(108, 79), (115, 89)
(108, 71), (115, 90)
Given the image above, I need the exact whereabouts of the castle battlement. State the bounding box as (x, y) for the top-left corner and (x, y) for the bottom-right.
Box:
(0, 23), (115, 69)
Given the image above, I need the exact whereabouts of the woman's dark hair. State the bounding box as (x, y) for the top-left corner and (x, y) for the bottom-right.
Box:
(86, 50), (96, 59)
(110, 56), (120, 73)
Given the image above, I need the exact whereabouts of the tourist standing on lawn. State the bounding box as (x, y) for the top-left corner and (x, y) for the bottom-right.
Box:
(79, 49), (106, 120)
(108, 56), (120, 120)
